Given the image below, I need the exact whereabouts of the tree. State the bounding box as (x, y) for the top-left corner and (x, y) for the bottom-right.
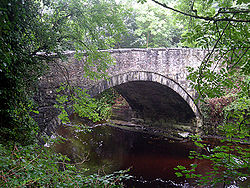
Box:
(117, 0), (183, 48)
(0, 1), (131, 186)
(0, 0), (127, 145)
(134, 1), (183, 48)
(138, 0), (249, 186)
(115, 7), (144, 48)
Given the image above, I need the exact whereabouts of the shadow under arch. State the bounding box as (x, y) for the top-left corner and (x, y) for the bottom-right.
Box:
(88, 71), (200, 122)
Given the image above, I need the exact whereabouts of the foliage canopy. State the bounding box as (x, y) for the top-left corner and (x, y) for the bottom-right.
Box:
(1, 0), (249, 186)
(0, 0), (126, 145)
(144, 0), (249, 186)
(0, 0), (130, 187)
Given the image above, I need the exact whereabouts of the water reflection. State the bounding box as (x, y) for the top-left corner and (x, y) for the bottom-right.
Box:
(54, 124), (249, 187)
(54, 124), (205, 187)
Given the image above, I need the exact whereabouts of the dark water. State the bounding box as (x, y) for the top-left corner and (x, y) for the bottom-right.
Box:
(53, 124), (247, 188)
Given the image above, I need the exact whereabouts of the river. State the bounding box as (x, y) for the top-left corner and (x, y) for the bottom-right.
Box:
(54, 123), (225, 187)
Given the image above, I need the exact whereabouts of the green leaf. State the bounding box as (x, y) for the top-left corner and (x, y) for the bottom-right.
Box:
(177, 165), (186, 170)
(175, 172), (183, 177)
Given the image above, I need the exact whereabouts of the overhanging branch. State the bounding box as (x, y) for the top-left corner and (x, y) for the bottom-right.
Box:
(151, 0), (250, 23)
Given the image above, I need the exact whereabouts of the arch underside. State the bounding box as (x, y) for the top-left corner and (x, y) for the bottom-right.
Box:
(88, 71), (199, 124)
(114, 81), (195, 123)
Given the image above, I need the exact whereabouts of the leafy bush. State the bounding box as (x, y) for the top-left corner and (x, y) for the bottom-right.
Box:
(0, 143), (131, 187)
(174, 139), (249, 187)
(55, 85), (117, 124)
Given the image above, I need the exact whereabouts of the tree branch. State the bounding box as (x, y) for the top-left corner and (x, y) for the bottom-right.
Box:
(151, 0), (250, 23)
(197, 21), (231, 98)
(231, 47), (249, 69)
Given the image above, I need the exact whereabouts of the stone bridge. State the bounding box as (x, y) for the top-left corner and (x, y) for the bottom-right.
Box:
(36, 48), (206, 136)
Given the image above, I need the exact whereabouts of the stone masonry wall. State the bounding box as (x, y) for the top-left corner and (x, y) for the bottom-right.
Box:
(35, 48), (206, 136)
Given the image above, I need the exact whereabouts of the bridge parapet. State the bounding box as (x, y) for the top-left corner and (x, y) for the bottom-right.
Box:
(41, 48), (206, 91)
(108, 48), (205, 97)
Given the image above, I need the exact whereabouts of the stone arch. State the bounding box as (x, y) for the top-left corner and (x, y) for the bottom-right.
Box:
(88, 71), (200, 119)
